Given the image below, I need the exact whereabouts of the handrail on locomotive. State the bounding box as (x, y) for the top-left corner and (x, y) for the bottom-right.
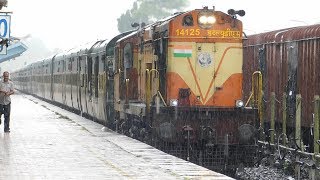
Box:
(146, 69), (160, 115)
(245, 71), (263, 127)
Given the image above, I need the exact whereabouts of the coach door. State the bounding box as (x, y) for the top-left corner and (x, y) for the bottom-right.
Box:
(86, 56), (93, 116)
(91, 56), (99, 119)
(106, 56), (114, 127)
(80, 56), (88, 115)
(50, 57), (54, 100)
(77, 56), (82, 113)
(62, 59), (67, 105)
(157, 39), (167, 101)
(286, 42), (298, 125)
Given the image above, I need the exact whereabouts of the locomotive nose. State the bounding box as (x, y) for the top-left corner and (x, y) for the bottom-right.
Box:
(238, 124), (256, 144)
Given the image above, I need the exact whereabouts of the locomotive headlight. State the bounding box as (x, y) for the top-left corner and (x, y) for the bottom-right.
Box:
(199, 15), (208, 24)
(236, 100), (244, 108)
(170, 99), (178, 106)
(207, 16), (216, 24)
(199, 15), (216, 24)
(198, 13), (216, 29)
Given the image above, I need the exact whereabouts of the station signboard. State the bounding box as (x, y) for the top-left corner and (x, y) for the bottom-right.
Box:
(0, 14), (10, 55)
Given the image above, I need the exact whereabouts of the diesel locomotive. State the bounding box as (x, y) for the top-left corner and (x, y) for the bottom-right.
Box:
(12, 6), (258, 172)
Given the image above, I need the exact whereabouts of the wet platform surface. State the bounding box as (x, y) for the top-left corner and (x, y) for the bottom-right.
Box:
(0, 92), (233, 179)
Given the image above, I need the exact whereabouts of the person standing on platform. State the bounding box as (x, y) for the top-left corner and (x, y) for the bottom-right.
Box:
(0, 71), (15, 132)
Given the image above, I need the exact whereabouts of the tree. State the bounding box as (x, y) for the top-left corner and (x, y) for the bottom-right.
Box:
(117, 0), (189, 33)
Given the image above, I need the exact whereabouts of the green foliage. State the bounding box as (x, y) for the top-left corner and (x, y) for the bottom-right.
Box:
(117, 0), (189, 33)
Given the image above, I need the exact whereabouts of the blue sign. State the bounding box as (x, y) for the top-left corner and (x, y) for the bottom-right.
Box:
(0, 18), (8, 37)
(0, 14), (10, 55)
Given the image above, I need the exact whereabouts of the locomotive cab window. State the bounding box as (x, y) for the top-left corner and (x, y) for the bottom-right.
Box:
(182, 14), (194, 26)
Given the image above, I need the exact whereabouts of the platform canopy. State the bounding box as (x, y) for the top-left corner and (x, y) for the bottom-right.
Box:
(0, 41), (28, 63)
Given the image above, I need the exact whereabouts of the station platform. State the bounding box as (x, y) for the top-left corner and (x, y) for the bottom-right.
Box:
(0, 92), (234, 179)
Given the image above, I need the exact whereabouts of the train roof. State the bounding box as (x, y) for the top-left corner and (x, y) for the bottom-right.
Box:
(116, 12), (185, 43)
(104, 30), (137, 56)
(68, 40), (100, 56)
(90, 39), (108, 55)
(43, 54), (55, 62)
(245, 24), (320, 45)
(54, 51), (67, 60)
(80, 30), (138, 56)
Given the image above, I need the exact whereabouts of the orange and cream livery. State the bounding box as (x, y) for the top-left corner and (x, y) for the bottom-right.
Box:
(165, 8), (244, 107)
(113, 6), (258, 170)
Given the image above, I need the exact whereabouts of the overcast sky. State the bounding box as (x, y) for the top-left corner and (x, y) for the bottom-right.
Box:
(4, 0), (320, 51)
(192, 0), (320, 34)
(7, 0), (134, 50)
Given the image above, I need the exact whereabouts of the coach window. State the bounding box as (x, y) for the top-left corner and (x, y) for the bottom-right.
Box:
(123, 43), (133, 87)
(100, 55), (106, 89)
(68, 58), (72, 71)
(94, 56), (99, 97)
(115, 47), (119, 73)
(124, 43), (133, 69)
(57, 61), (60, 73)
(63, 60), (66, 73)
(101, 55), (106, 71)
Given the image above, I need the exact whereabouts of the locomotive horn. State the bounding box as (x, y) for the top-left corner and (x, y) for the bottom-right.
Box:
(227, 9), (235, 16)
(228, 9), (245, 17)
(237, 10), (245, 17)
